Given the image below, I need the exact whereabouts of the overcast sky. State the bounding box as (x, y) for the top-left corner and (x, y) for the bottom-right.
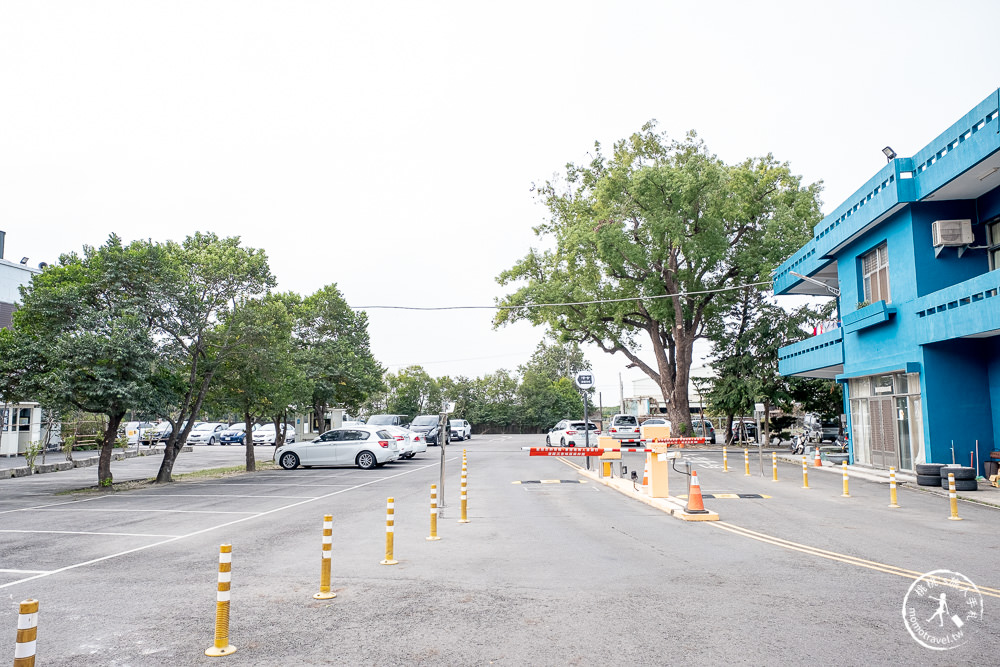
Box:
(2, 1), (998, 403)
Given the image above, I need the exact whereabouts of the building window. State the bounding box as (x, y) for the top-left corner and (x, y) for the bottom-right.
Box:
(861, 242), (890, 304)
(988, 219), (1000, 271)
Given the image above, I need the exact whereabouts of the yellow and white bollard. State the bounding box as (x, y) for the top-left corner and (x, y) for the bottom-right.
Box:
(13, 599), (38, 667)
(205, 544), (236, 657)
(888, 467), (900, 508)
(947, 473), (962, 521)
(381, 498), (398, 564)
(723, 447), (728, 473)
(772, 452), (778, 482)
(314, 515), (336, 600)
(427, 485), (441, 540)
(744, 449), (750, 476)
(801, 456), (809, 489)
(840, 461), (850, 497)
(459, 458), (470, 524)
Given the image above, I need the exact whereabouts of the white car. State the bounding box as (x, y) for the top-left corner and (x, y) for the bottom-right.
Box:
(274, 427), (399, 470)
(186, 422), (231, 445)
(608, 414), (640, 440)
(639, 418), (672, 440)
(381, 425), (427, 459)
(449, 419), (472, 441)
(123, 421), (156, 445)
(253, 423), (297, 446)
(546, 420), (600, 447)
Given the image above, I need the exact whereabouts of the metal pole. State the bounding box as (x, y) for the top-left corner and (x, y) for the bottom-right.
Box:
(439, 410), (447, 508)
(583, 391), (591, 470)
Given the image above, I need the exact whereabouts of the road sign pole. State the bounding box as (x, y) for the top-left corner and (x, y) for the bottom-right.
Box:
(439, 410), (448, 508)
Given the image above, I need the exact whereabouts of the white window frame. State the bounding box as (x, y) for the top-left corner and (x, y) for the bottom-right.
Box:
(861, 242), (891, 304)
(988, 219), (1000, 271)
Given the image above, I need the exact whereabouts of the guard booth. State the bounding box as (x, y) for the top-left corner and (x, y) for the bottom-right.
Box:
(0, 403), (42, 457)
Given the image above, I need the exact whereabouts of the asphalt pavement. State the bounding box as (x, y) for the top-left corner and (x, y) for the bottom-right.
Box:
(1, 436), (998, 665)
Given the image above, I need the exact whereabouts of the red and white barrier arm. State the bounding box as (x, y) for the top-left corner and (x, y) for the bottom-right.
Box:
(523, 437), (705, 456)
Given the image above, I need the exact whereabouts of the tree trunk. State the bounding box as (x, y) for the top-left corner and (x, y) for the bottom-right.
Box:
(244, 410), (255, 472)
(98, 412), (125, 487)
(725, 413), (735, 446)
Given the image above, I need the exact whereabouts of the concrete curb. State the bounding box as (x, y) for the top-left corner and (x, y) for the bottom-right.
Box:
(577, 468), (719, 521)
(2, 446), (192, 480)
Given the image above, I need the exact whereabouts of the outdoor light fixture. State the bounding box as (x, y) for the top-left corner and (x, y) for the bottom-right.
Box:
(789, 270), (841, 297)
(19, 257), (28, 264)
(882, 146), (897, 162)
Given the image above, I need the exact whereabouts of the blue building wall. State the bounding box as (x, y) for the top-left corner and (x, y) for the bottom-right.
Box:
(775, 88), (1000, 474)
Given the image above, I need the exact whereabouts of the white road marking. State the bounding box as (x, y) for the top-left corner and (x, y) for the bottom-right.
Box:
(0, 529), (181, 537)
(31, 508), (257, 514)
(0, 457), (457, 590)
(0, 569), (51, 574)
(0, 494), (120, 516)
(91, 493), (316, 500)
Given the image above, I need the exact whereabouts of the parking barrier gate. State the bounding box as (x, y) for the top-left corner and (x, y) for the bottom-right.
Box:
(13, 598), (38, 667)
(314, 515), (336, 600)
(205, 544), (236, 657)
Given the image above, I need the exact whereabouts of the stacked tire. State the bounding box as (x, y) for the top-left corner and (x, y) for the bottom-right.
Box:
(938, 465), (978, 491)
(915, 463), (945, 486)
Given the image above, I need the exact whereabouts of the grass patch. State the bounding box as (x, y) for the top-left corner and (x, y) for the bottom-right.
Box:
(59, 460), (278, 495)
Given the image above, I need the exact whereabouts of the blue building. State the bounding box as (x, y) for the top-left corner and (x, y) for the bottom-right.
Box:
(774, 89), (1000, 474)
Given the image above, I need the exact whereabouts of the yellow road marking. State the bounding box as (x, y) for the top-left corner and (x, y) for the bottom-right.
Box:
(552, 455), (1000, 598)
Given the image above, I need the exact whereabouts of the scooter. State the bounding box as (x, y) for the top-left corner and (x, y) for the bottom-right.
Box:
(789, 433), (806, 455)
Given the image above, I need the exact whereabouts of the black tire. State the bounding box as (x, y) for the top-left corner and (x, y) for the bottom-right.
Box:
(916, 474), (942, 486)
(940, 477), (978, 491)
(208, 437), (216, 445)
(915, 463), (945, 476)
(466, 432), (471, 440)
(545, 435), (551, 446)
(278, 452), (299, 470)
(356, 451), (377, 470)
(940, 466), (975, 481)
(560, 437), (566, 447)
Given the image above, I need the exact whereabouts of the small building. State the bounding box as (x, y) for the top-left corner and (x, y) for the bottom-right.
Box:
(774, 89), (1000, 474)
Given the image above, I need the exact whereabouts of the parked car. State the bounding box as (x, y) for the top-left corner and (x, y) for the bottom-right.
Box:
(546, 420), (600, 447)
(409, 415), (441, 438)
(731, 419), (757, 443)
(424, 424), (449, 446)
(640, 418), (671, 441)
(252, 423), (297, 446)
(366, 414), (410, 428)
(186, 422), (231, 445)
(122, 421), (156, 445)
(607, 414), (640, 440)
(141, 421), (204, 445)
(274, 427), (399, 470)
(819, 417), (843, 442)
(219, 423), (257, 445)
(691, 418), (716, 444)
(449, 419), (472, 441)
(380, 425), (427, 459)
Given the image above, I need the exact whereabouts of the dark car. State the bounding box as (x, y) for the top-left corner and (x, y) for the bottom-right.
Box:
(424, 425), (450, 446)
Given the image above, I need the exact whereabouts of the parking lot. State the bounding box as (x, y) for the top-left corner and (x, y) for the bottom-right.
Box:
(2, 436), (1000, 664)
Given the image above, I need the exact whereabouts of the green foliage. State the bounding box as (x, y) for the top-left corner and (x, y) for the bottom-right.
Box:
(496, 124), (822, 426)
(23, 441), (44, 473)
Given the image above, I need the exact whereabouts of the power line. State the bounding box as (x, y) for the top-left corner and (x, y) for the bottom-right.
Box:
(354, 280), (773, 311)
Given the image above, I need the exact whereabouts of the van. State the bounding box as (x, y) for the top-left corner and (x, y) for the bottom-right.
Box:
(366, 414), (410, 428)
(608, 414), (640, 439)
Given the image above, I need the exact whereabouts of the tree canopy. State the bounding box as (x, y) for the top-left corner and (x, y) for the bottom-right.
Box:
(496, 124), (822, 429)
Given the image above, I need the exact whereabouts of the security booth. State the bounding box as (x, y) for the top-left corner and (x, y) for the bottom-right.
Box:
(0, 402), (42, 457)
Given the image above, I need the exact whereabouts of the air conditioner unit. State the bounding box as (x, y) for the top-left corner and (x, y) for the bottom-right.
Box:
(931, 219), (973, 246)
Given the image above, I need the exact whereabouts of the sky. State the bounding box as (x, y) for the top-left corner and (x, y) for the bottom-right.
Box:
(2, 1), (999, 404)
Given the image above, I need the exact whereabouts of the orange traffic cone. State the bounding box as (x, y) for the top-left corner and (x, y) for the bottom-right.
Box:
(641, 455), (650, 492)
(686, 470), (709, 514)
(813, 446), (823, 467)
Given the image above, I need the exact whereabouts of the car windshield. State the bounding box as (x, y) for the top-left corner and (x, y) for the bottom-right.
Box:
(367, 416), (397, 425)
(645, 420), (665, 425)
(412, 416), (438, 427)
(226, 424), (245, 432)
(449, 420), (463, 427)
(570, 422), (597, 430)
(615, 416), (638, 426)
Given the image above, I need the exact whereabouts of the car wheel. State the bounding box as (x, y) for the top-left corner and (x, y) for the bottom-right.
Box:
(560, 437), (566, 447)
(357, 451), (377, 470)
(545, 435), (551, 446)
(278, 452), (299, 470)
(466, 432), (471, 440)
(209, 437), (216, 445)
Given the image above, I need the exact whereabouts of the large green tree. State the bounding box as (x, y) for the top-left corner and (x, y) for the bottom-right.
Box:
(293, 285), (384, 422)
(153, 232), (275, 483)
(0, 236), (165, 486)
(496, 125), (822, 430)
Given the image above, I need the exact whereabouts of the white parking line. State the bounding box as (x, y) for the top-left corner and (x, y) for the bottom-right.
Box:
(0, 458), (455, 590)
(0, 529), (180, 538)
(95, 494), (317, 500)
(0, 494), (119, 516)
(0, 569), (50, 574)
(32, 508), (257, 514)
